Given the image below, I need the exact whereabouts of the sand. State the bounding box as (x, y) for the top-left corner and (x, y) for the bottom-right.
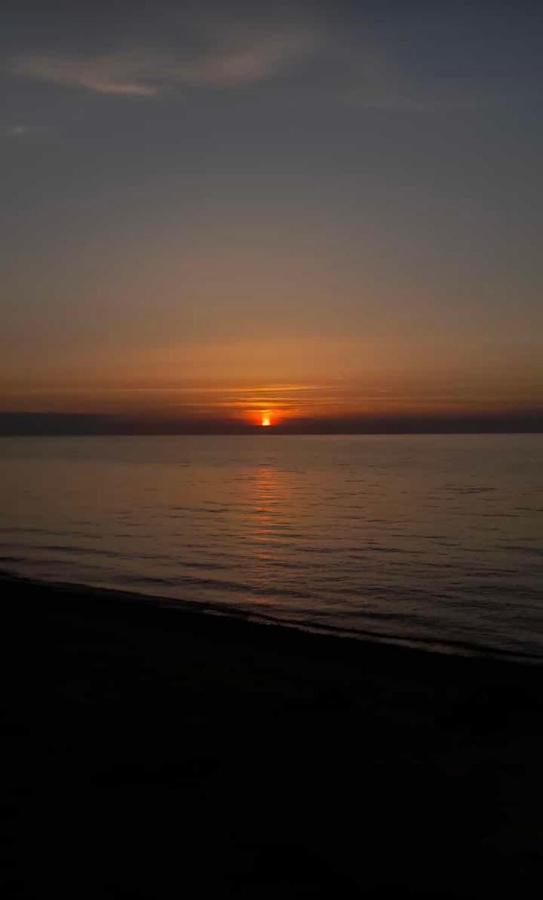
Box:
(1, 572), (542, 898)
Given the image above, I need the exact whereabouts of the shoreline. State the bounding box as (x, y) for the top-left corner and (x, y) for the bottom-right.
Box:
(2, 570), (543, 897)
(1, 569), (540, 666)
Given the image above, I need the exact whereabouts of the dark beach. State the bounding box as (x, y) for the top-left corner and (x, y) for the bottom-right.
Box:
(1, 573), (542, 898)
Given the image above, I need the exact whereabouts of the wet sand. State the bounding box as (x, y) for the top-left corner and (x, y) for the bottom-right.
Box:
(1, 572), (542, 898)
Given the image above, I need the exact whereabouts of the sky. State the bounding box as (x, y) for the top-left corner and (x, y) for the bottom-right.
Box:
(1, 0), (542, 433)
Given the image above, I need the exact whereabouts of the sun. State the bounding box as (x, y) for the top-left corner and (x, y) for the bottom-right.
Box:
(251, 408), (278, 428)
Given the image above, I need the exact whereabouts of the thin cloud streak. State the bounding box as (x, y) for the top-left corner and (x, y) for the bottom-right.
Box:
(10, 25), (318, 96)
(11, 53), (159, 97)
(1, 124), (34, 138)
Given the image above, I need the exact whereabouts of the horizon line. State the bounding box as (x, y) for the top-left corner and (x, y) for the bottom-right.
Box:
(0, 410), (541, 437)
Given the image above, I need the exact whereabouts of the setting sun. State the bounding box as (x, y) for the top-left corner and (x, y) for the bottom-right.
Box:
(261, 415), (271, 427)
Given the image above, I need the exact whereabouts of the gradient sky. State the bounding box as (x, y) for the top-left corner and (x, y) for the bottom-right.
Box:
(2, 0), (542, 431)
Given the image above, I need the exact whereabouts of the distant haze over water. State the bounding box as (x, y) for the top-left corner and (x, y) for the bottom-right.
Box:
(1, 434), (542, 661)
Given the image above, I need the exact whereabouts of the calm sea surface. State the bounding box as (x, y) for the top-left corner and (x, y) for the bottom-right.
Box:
(1, 434), (542, 660)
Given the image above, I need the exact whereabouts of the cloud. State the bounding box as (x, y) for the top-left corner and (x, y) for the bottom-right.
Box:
(1, 123), (48, 139)
(171, 26), (317, 87)
(9, 24), (317, 97)
(2, 124), (30, 137)
(11, 52), (159, 97)
(319, 41), (490, 113)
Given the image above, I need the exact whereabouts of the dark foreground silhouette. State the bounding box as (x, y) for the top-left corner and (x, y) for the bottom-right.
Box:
(1, 573), (542, 898)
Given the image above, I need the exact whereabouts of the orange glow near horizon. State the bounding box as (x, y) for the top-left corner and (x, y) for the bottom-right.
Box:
(5, 372), (541, 431)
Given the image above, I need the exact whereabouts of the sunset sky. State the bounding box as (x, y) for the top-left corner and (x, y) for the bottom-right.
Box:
(2, 0), (542, 432)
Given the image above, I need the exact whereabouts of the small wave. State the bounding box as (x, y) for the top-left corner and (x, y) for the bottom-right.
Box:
(118, 571), (318, 603)
(497, 545), (543, 557)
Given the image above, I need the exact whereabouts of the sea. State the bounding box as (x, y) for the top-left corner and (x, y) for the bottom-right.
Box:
(1, 434), (542, 661)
